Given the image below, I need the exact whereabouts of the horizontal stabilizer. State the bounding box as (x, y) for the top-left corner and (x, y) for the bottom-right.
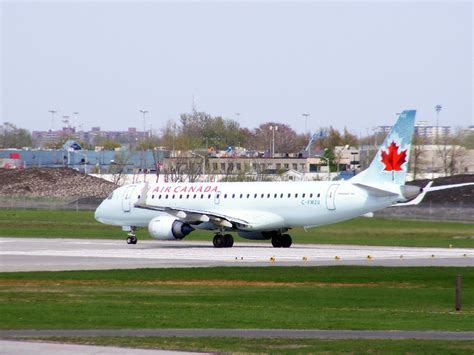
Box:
(392, 181), (474, 207)
(353, 183), (399, 197)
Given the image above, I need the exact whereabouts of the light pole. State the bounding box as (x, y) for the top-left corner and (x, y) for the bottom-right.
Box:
(140, 110), (149, 138)
(73, 112), (79, 131)
(435, 104), (442, 144)
(269, 125), (278, 158)
(48, 110), (57, 130)
(302, 113), (310, 134)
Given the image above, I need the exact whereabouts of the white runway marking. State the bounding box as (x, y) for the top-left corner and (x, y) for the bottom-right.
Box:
(0, 238), (472, 271)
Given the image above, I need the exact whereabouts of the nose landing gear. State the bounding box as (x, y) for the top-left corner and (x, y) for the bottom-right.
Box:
(125, 227), (138, 245)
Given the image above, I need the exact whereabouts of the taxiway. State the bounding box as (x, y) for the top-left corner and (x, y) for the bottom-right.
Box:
(0, 237), (472, 271)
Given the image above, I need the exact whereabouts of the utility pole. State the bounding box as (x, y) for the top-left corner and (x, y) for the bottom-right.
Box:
(269, 125), (278, 158)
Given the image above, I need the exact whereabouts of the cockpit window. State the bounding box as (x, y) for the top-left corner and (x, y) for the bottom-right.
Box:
(107, 192), (113, 200)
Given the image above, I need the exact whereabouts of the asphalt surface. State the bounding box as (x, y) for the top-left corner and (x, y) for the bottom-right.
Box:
(1, 329), (474, 340)
(0, 237), (473, 271)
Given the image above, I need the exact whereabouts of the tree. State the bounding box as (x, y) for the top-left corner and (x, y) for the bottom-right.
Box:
(436, 134), (466, 176)
(410, 134), (427, 180)
(0, 123), (32, 148)
(108, 151), (131, 185)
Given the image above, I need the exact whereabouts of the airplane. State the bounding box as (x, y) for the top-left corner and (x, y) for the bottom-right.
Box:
(94, 110), (473, 248)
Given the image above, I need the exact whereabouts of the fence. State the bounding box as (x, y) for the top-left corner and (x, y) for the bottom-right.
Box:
(0, 195), (103, 211)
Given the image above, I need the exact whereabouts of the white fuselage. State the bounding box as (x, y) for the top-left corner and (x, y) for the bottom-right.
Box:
(95, 180), (402, 231)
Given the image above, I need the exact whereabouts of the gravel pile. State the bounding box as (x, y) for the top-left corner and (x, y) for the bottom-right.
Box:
(0, 168), (116, 198)
(408, 174), (474, 204)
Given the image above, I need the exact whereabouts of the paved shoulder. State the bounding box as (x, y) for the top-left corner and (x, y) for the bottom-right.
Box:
(0, 340), (198, 355)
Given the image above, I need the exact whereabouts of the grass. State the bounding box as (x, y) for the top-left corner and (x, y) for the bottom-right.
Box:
(21, 337), (474, 354)
(1, 267), (473, 331)
(0, 208), (473, 247)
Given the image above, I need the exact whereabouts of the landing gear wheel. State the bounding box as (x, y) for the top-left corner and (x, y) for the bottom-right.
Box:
(271, 235), (282, 248)
(281, 234), (292, 248)
(213, 234), (226, 248)
(126, 235), (137, 245)
(224, 234), (234, 248)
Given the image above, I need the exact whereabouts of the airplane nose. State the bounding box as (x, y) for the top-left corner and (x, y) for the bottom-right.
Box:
(94, 201), (105, 223)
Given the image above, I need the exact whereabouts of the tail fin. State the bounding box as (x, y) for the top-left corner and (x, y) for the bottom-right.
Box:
(352, 110), (416, 185)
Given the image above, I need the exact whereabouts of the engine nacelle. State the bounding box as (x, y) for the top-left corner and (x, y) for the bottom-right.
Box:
(238, 231), (274, 240)
(400, 185), (423, 200)
(148, 216), (194, 240)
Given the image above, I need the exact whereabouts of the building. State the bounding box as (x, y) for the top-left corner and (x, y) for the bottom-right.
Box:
(32, 126), (149, 147)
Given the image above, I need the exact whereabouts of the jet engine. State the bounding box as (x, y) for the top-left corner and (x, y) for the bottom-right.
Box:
(400, 185), (423, 200)
(148, 216), (194, 240)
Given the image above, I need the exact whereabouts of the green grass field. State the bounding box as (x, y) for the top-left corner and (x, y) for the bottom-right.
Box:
(1, 267), (473, 331)
(23, 337), (474, 354)
(0, 208), (473, 247)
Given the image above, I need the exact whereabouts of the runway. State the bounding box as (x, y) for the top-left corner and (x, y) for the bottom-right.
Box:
(0, 237), (472, 271)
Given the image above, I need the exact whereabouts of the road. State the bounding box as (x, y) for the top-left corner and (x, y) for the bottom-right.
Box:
(0, 237), (472, 271)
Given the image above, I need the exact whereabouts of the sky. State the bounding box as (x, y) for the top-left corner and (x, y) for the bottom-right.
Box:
(1, 1), (472, 135)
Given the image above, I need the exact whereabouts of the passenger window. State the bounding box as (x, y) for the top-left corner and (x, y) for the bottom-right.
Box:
(179, 194), (182, 199)
(240, 194), (243, 198)
(267, 193), (270, 198)
(186, 194), (190, 199)
(261, 194), (264, 198)
(247, 194), (250, 198)
(310, 193), (313, 198)
(288, 193), (291, 198)
(317, 193), (320, 198)
(208, 194), (211, 199)
(232, 194), (235, 198)
(138, 195), (141, 199)
(280, 193), (283, 198)
(274, 193), (277, 198)
(193, 194), (197, 199)
(295, 193), (298, 198)
(152, 195), (155, 199)
(217, 194), (220, 199)
(224, 194), (227, 198)
(172, 195), (175, 199)
(158, 195), (162, 199)
(201, 194), (204, 199)
(254, 194), (257, 198)
(165, 195), (168, 199)
(302, 193), (305, 198)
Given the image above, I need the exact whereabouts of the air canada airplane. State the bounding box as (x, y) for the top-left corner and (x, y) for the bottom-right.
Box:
(95, 110), (473, 248)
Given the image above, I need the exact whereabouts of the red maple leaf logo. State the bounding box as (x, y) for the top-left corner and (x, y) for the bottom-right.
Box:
(381, 141), (407, 171)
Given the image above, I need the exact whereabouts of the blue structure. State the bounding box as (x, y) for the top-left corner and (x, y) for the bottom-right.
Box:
(0, 140), (169, 173)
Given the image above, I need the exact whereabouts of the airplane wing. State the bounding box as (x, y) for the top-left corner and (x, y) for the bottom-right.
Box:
(392, 181), (474, 207)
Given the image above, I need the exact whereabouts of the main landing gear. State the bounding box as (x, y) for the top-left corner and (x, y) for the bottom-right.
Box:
(213, 233), (234, 248)
(126, 227), (138, 245)
(271, 233), (292, 248)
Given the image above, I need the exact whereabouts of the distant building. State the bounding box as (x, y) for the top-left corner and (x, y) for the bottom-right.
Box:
(32, 126), (149, 148)
(377, 121), (451, 139)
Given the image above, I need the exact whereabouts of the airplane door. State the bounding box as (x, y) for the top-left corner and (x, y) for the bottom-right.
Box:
(214, 191), (221, 205)
(122, 185), (136, 212)
(326, 184), (339, 210)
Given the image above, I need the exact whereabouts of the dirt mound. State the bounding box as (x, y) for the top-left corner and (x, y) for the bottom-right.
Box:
(408, 175), (474, 204)
(0, 168), (115, 198)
